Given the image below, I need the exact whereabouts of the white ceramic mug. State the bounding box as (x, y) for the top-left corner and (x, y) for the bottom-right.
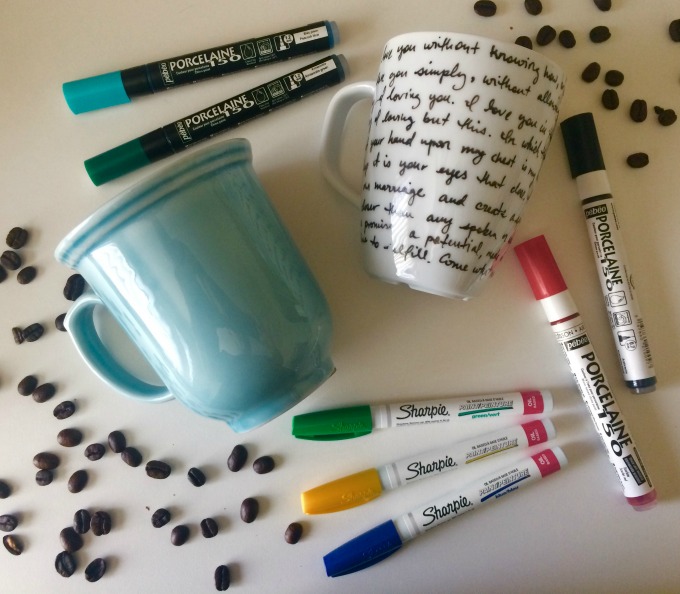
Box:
(321, 32), (566, 299)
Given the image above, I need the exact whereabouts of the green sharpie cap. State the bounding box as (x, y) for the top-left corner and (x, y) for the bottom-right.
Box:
(63, 71), (132, 115)
(292, 405), (373, 440)
(84, 138), (151, 186)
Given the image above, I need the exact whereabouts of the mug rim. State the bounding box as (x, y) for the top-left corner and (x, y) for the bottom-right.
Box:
(55, 138), (251, 269)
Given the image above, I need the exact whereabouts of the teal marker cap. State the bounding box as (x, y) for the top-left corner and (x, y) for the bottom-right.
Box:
(63, 71), (131, 115)
(292, 405), (373, 440)
(84, 139), (151, 186)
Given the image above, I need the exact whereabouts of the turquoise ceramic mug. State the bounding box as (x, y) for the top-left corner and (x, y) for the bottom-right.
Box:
(55, 139), (334, 432)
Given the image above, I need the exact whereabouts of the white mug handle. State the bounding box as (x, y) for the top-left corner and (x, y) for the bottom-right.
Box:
(319, 81), (376, 208)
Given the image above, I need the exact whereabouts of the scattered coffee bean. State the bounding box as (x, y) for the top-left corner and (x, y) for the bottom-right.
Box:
(627, 152), (649, 168)
(536, 25), (557, 46)
(3, 534), (23, 556)
(17, 374), (38, 396)
(33, 382), (56, 403)
(23, 322), (44, 343)
(53, 400), (76, 420)
(0, 514), (18, 532)
(1, 250), (21, 271)
(63, 273), (85, 301)
(55, 313), (67, 331)
(215, 565), (231, 591)
(515, 35), (533, 49)
(171, 524), (190, 546)
(152, 508), (171, 528)
(57, 428), (83, 448)
(85, 558), (107, 583)
(590, 25), (611, 43)
(59, 526), (83, 553)
(108, 430), (126, 453)
(73, 509), (91, 534)
(200, 517), (219, 538)
(473, 0), (496, 17)
(121, 446), (142, 467)
(524, 0), (542, 15)
(35, 469), (53, 486)
(0, 266), (6, 283)
(91, 511), (112, 535)
(630, 99), (648, 122)
(604, 70), (624, 86)
(5, 227), (28, 250)
(187, 467), (206, 487)
(670, 19), (680, 42)
(594, 0), (611, 11)
(84, 443), (106, 461)
(12, 327), (24, 344)
(228, 444), (248, 472)
(285, 522), (303, 544)
(16, 266), (37, 285)
(658, 109), (677, 127)
(602, 89), (620, 110)
(67, 469), (88, 493)
(55, 550), (76, 577)
(240, 497), (259, 523)
(253, 455), (275, 475)
(33, 451), (60, 470)
(0, 480), (11, 499)
(145, 460), (172, 479)
(558, 30), (576, 48)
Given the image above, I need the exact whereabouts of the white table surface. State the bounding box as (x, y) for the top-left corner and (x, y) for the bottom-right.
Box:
(2, 1), (680, 592)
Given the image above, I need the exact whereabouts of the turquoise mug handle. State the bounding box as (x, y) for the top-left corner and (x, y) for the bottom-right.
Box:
(65, 289), (173, 402)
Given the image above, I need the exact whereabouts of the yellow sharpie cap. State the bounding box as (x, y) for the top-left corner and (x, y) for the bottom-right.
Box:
(301, 468), (383, 514)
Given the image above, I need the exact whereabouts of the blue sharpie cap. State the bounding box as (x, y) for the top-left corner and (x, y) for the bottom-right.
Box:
(323, 520), (403, 578)
(63, 71), (131, 115)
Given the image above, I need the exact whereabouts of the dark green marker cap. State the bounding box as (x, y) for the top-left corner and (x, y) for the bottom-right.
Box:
(84, 138), (151, 186)
(560, 112), (606, 178)
(292, 405), (373, 440)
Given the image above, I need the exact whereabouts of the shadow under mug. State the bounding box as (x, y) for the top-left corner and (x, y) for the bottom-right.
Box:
(55, 138), (334, 432)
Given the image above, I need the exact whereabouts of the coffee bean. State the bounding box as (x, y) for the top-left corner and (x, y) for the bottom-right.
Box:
(171, 524), (189, 546)
(604, 70), (624, 86)
(35, 469), (53, 486)
(593, 0), (611, 11)
(17, 374), (38, 396)
(524, 0), (542, 15)
(57, 428), (83, 448)
(602, 89), (620, 110)
(630, 99), (648, 122)
(53, 400), (76, 420)
(187, 467), (206, 487)
(152, 508), (171, 528)
(55, 313), (67, 331)
(73, 509), (91, 534)
(200, 518), (219, 538)
(121, 446), (142, 467)
(91, 511), (112, 536)
(670, 19), (680, 42)
(215, 565), (231, 591)
(12, 327), (24, 344)
(108, 430), (126, 453)
(33, 382), (56, 403)
(658, 109), (677, 127)
(84, 443), (106, 461)
(590, 25), (611, 43)
(16, 266), (37, 285)
(63, 273), (85, 301)
(284, 522), (303, 544)
(85, 558), (107, 583)
(227, 444), (248, 472)
(252, 455), (275, 475)
(60, 526), (83, 553)
(627, 153), (649, 168)
(23, 322), (44, 343)
(55, 550), (76, 577)
(1, 250), (21, 270)
(6, 227), (28, 249)
(0, 480), (11, 499)
(515, 35), (533, 49)
(240, 497), (259, 523)
(3, 534), (23, 556)
(0, 266), (6, 283)
(67, 469), (88, 493)
(0, 514), (18, 532)
(145, 460), (171, 479)
(558, 30), (576, 48)
(536, 25), (557, 46)
(34, 451), (60, 470)
(473, 0), (496, 17)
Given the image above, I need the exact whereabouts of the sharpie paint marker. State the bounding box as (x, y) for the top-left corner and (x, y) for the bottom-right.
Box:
(291, 390), (552, 440)
(514, 235), (656, 510)
(560, 112), (656, 394)
(301, 418), (555, 514)
(63, 21), (339, 114)
(84, 54), (347, 185)
(323, 447), (567, 577)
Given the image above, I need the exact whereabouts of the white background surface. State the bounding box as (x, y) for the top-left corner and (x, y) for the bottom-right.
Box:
(2, 1), (680, 592)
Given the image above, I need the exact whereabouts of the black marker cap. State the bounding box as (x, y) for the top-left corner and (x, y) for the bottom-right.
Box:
(560, 112), (606, 178)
